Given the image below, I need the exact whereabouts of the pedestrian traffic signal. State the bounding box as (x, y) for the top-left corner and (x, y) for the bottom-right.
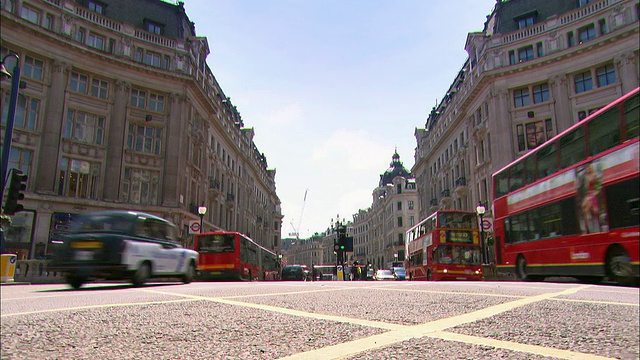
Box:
(3, 170), (27, 215)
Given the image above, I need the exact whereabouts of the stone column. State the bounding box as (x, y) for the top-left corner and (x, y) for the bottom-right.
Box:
(103, 80), (129, 201)
(35, 60), (68, 194)
(615, 51), (639, 95)
(487, 84), (512, 169)
(162, 92), (187, 207)
(550, 74), (572, 132)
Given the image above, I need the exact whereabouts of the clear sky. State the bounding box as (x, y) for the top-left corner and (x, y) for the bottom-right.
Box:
(181, 0), (497, 239)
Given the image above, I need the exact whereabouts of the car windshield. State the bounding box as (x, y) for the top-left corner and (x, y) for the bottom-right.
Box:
(377, 270), (393, 276)
(283, 266), (301, 273)
(393, 267), (406, 273)
(435, 246), (482, 265)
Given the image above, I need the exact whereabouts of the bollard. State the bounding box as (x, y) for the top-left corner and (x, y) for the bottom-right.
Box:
(1, 254), (18, 283)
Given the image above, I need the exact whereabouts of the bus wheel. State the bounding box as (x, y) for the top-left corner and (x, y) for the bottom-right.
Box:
(606, 247), (634, 285)
(516, 256), (531, 281)
(66, 274), (86, 289)
(132, 262), (151, 287)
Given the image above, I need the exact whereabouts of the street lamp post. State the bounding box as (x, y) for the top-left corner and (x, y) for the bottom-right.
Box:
(476, 201), (487, 264)
(0, 54), (21, 254)
(197, 205), (207, 234)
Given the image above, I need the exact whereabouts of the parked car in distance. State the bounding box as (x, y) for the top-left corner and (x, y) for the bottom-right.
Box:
(48, 210), (198, 289)
(366, 268), (375, 280)
(374, 269), (395, 281)
(281, 265), (309, 281)
(392, 266), (407, 280)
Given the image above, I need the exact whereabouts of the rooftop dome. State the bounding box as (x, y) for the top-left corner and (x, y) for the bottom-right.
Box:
(379, 150), (411, 187)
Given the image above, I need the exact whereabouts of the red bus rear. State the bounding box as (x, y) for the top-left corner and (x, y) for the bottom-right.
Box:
(405, 210), (484, 281)
(492, 87), (639, 284)
(194, 231), (280, 281)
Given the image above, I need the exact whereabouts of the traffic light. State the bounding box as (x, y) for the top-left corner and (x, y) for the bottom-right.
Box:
(4, 170), (27, 215)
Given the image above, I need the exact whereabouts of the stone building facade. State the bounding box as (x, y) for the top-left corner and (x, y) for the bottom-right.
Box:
(413, 0), (639, 242)
(0, 0), (282, 259)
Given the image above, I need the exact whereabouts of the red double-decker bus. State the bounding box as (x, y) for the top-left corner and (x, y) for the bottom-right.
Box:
(493, 87), (639, 284)
(405, 210), (484, 281)
(194, 231), (280, 281)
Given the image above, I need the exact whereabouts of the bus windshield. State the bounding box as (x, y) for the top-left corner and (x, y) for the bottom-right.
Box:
(438, 212), (477, 229)
(435, 245), (482, 265)
(196, 234), (235, 253)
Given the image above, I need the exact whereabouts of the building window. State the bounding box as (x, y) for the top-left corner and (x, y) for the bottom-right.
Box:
(578, 24), (596, 44)
(63, 109), (105, 145)
(517, 119), (553, 152)
(8, 148), (32, 177)
(408, 200), (414, 210)
(509, 50), (516, 65)
(44, 14), (53, 30)
(596, 64), (616, 87)
(397, 217), (403, 227)
(23, 55), (44, 81)
(88, 33), (105, 50)
(574, 71), (593, 93)
(127, 124), (163, 155)
(130, 89), (147, 108)
(567, 31), (575, 47)
(397, 201), (402, 211)
(536, 42), (543, 57)
(516, 15), (534, 29)
(2, 94), (38, 131)
(598, 19), (607, 34)
(88, 1), (106, 14)
(532, 83), (550, 104)
(162, 56), (170, 70)
(579, 0), (594, 6)
(145, 21), (162, 35)
(144, 52), (161, 67)
(57, 157), (100, 199)
(123, 168), (159, 205)
(149, 93), (165, 112)
(513, 88), (530, 108)
(518, 45), (534, 62)
(76, 27), (86, 43)
(69, 72), (89, 93)
(135, 48), (143, 62)
(91, 78), (109, 99)
(20, 5), (40, 24)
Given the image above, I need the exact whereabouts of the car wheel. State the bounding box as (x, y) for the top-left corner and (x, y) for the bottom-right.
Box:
(67, 274), (86, 289)
(182, 262), (195, 284)
(132, 262), (151, 287)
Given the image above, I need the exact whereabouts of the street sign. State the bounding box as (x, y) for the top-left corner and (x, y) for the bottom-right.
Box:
(482, 219), (492, 230)
(188, 220), (201, 234)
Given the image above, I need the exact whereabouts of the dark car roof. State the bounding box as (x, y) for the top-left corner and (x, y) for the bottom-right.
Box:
(66, 210), (176, 234)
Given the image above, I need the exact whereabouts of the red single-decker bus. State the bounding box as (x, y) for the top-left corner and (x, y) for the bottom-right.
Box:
(493, 87), (639, 284)
(194, 231), (280, 281)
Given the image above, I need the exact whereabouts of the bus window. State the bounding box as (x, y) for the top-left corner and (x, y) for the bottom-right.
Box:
(606, 177), (640, 230)
(510, 160), (524, 191)
(495, 170), (509, 198)
(536, 142), (558, 180)
(523, 156), (535, 186)
(624, 93), (639, 140)
(587, 107), (620, 156)
(559, 127), (585, 169)
(197, 234), (235, 253)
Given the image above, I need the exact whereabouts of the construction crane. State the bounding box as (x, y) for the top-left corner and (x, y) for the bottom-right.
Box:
(288, 189), (308, 241)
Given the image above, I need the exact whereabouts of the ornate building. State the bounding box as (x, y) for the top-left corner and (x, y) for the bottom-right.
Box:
(1, 0), (283, 259)
(351, 151), (418, 269)
(413, 0), (639, 239)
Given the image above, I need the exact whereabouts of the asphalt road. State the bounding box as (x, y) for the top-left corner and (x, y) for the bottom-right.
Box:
(1, 280), (638, 360)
